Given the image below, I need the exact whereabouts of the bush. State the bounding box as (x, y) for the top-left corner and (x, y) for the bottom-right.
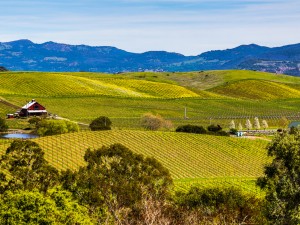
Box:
(215, 130), (230, 136)
(207, 124), (222, 132)
(229, 128), (238, 135)
(141, 113), (173, 131)
(0, 118), (8, 132)
(176, 124), (206, 134)
(37, 119), (79, 136)
(174, 186), (266, 224)
(89, 116), (112, 131)
(0, 189), (92, 224)
(61, 143), (172, 223)
(28, 116), (42, 126)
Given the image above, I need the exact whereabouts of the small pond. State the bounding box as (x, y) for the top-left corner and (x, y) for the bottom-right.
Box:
(1, 133), (39, 139)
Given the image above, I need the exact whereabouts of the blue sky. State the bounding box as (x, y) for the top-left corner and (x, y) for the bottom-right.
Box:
(1, 0), (299, 55)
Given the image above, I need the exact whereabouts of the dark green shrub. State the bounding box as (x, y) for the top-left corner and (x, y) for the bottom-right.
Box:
(89, 116), (112, 131)
(289, 126), (299, 135)
(0, 118), (8, 132)
(176, 124), (206, 134)
(229, 128), (238, 135)
(207, 124), (222, 132)
(216, 130), (230, 136)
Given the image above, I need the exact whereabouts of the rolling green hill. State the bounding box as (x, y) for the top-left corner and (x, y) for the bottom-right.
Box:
(210, 79), (300, 100)
(0, 130), (270, 193)
(2, 70), (294, 194)
(2, 70), (300, 129)
(0, 71), (215, 98)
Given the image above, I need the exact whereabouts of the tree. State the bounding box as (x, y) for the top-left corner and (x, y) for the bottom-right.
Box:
(257, 131), (300, 224)
(61, 143), (172, 224)
(0, 117), (8, 132)
(262, 119), (268, 130)
(28, 116), (42, 126)
(141, 113), (173, 131)
(89, 116), (112, 131)
(229, 120), (235, 129)
(238, 122), (243, 131)
(245, 119), (252, 131)
(0, 140), (59, 193)
(37, 119), (79, 136)
(279, 116), (289, 129)
(254, 117), (260, 130)
(174, 186), (266, 224)
(0, 189), (92, 224)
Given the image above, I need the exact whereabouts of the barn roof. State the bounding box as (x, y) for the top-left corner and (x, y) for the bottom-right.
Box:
(21, 99), (44, 110)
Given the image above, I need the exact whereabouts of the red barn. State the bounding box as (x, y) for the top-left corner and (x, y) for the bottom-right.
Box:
(18, 99), (47, 117)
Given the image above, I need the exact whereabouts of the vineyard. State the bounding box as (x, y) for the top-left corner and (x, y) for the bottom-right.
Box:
(0, 130), (270, 194)
(1, 69), (300, 195)
(210, 79), (300, 100)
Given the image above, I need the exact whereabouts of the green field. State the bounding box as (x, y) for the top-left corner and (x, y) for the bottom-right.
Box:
(1, 70), (300, 129)
(0, 130), (270, 194)
(1, 69), (299, 194)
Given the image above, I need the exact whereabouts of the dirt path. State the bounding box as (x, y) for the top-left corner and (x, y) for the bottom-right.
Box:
(0, 98), (20, 109)
(55, 116), (89, 127)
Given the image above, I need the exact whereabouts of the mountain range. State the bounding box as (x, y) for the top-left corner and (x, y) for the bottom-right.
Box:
(0, 39), (299, 75)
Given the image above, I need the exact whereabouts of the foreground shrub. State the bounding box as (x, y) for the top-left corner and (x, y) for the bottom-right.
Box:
(173, 186), (266, 224)
(61, 143), (173, 224)
(0, 140), (59, 194)
(89, 116), (112, 131)
(0, 189), (92, 225)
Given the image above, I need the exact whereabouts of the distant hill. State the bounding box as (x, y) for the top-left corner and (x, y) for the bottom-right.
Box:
(0, 66), (8, 72)
(0, 39), (299, 75)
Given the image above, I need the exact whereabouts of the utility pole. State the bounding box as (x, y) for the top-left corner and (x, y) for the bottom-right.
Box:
(184, 107), (189, 119)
